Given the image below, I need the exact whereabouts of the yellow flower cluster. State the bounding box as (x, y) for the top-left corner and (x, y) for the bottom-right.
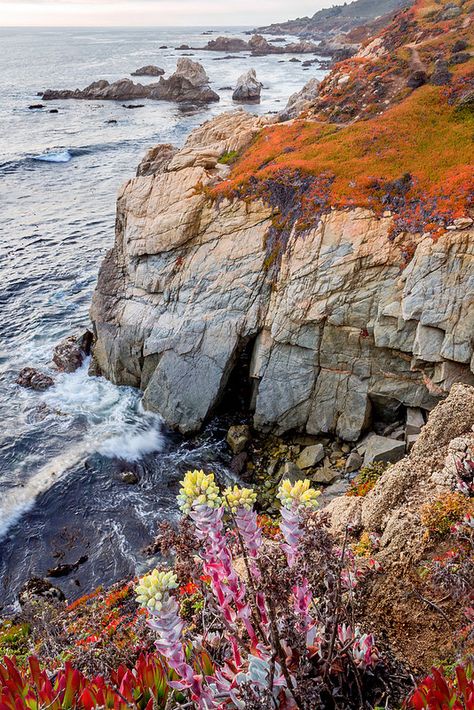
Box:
(177, 469), (222, 514)
(223, 485), (257, 514)
(136, 569), (178, 612)
(277, 478), (320, 510)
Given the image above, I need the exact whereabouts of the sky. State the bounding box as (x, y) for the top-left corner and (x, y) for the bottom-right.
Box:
(0, 0), (346, 27)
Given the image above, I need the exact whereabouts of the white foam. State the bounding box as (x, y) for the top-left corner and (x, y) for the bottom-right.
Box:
(33, 149), (72, 163)
(0, 361), (164, 540)
(0, 442), (88, 539)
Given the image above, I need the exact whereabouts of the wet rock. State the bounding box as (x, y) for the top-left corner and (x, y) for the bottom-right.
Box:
(17, 367), (54, 391)
(19, 577), (65, 606)
(132, 65), (165, 77)
(363, 434), (405, 465)
(226, 424), (251, 454)
(47, 555), (88, 578)
(106, 119), (118, 124)
(232, 69), (263, 102)
(49, 109), (59, 113)
(53, 330), (93, 373)
(29, 103), (44, 109)
(230, 452), (249, 476)
(120, 471), (140, 484)
(345, 450), (363, 473)
(296, 443), (325, 469)
(122, 103), (144, 109)
(430, 59), (452, 86)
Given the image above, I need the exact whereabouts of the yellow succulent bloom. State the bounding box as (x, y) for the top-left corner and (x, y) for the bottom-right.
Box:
(135, 569), (178, 611)
(223, 485), (257, 514)
(277, 478), (320, 510)
(177, 469), (222, 514)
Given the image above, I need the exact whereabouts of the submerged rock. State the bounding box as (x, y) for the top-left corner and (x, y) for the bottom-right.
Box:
(17, 367), (54, 391)
(232, 69), (263, 102)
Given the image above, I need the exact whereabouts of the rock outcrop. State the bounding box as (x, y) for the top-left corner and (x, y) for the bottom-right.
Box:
(279, 77), (320, 120)
(197, 34), (321, 56)
(232, 69), (263, 102)
(42, 60), (219, 104)
(131, 65), (165, 77)
(91, 111), (474, 440)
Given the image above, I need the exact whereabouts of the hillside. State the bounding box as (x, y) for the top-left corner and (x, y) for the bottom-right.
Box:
(255, 0), (410, 39)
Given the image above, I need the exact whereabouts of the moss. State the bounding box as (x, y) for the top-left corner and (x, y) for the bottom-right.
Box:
(217, 150), (239, 165)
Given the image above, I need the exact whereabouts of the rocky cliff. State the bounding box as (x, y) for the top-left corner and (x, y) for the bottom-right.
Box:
(90, 107), (474, 440)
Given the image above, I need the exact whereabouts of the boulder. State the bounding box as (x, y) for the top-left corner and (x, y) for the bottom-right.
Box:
(131, 65), (165, 77)
(226, 424), (251, 454)
(363, 434), (406, 465)
(19, 577), (65, 606)
(296, 443), (325, 469)
(232, 69), (263, 103)
(407, 70), (427, 89)
(311, 468), (339, 484)
(280, 461), (304, 483)
(280, 77), (320, 120)
(17, 367), (54, 391)
(345, 450), (363, 473)
(53, 330), (93, 373)
(405, 407), (425, 436)
(430, 59), (452, 86)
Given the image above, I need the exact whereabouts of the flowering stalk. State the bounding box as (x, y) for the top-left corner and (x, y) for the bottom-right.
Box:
(278, 479), (320, 644)
(179, 471), (258, 645)
(224, 485), (262, 578)
(277, 479), (320, 567)
(136, 570), (215, 708)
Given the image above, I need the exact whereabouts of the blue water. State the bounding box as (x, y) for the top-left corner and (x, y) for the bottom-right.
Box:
(0, 26), (328, 610)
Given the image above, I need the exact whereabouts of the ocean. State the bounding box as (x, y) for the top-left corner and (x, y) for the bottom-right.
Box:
(0, 26), (328, 610)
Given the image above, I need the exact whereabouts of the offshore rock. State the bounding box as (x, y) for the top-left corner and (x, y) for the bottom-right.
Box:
(131, 65), (165, 77)
(232, 69), (263, 102)
(17, 367), (54, 391)
(42, 60), (219, 104)
(53, 330), (93, 373)
(91, 111), (474, 439)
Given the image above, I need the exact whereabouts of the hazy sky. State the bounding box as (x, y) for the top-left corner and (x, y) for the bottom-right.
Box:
(0, 0), (345, 27)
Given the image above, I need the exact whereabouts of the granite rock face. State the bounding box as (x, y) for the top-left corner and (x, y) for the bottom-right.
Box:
(91, 111), (474, 439)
